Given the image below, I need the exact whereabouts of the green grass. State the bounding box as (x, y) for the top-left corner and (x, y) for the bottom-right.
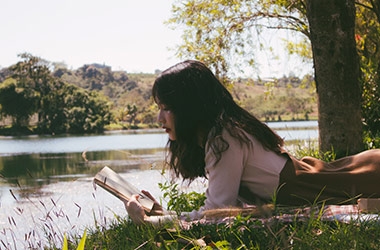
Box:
(64, 208), (380, 249)
(7, 140), (379, 250)
(68, 143), (380, 250)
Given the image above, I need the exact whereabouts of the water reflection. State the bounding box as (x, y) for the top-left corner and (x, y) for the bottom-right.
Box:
(0, 124), (317, 190)
(0, 131), (168, 155)
(266, 120), (318, 129)
(0, 148), (166, 192)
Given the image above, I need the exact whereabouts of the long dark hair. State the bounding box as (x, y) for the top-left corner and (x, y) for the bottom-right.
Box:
(152, 60), (284, 181)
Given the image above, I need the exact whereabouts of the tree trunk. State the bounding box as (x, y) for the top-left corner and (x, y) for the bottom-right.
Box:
(306, 0), (363, 157)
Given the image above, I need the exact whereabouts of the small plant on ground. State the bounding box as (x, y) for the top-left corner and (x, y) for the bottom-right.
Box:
(158, 180), (206, 215)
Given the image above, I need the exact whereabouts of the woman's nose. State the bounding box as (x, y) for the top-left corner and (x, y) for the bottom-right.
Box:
(157, 110), (164, 123)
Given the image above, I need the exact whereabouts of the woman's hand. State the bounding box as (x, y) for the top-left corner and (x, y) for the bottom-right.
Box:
(125, 191), (178, 226)
(125, 191), (165, 224)
(125, 194), (147, 225)
(141, 190), (165, 216)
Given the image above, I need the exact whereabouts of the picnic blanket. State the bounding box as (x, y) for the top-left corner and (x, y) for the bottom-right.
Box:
(321, 205), (380, 223)
(179, 204), (380, 229)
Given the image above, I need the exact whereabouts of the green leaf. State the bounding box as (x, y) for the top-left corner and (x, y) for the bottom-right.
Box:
(76, 229), (87, 250)
(62, 233), (68, 250)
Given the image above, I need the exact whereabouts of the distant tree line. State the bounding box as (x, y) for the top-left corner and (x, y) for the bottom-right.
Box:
(0, 53), (112, 135)
(49, 58), (158, 128)
(0, 53), (317, 136)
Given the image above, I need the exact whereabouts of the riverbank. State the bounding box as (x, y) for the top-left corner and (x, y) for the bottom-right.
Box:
(0, 121), (318, 249)
(0, 119), (318, 137)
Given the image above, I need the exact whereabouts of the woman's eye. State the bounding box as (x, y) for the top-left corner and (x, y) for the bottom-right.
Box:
(159, 105), (170, 111)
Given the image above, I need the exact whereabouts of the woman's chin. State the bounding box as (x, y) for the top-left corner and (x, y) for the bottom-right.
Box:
(168, 134), (176, 141)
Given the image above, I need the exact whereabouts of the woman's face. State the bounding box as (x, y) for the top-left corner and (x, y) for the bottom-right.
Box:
(157, 103), (176, 141)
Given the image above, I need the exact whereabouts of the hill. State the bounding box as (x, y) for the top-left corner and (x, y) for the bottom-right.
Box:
(52, 63), (318, 125)
(0, 61), (317, 132)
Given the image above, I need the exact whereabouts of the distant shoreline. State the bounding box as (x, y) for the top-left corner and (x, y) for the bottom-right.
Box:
(0, 119), (318, 137)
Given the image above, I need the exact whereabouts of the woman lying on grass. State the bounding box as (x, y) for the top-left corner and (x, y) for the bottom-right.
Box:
(125, 60), (380, 225)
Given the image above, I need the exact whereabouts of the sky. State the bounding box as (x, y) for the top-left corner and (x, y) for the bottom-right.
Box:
(0, 0), (312, 77)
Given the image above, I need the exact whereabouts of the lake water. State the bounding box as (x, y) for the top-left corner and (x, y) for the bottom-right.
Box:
(0, 121), (318, 249)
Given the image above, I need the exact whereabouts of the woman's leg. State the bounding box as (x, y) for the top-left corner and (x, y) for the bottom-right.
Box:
(277, 149), (380, 205)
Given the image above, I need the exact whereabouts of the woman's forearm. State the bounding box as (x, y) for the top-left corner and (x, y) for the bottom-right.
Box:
(143, 214), (178, 225)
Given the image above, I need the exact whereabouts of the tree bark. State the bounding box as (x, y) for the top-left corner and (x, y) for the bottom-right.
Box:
(306, 0), (363, 157)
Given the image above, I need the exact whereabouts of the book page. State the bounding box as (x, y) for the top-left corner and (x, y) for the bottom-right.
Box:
(94, 166), (154, 213)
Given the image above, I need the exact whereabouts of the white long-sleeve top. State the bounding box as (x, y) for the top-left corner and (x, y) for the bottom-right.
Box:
(183, 128), (287, 220)
(204, 128), (287, 208)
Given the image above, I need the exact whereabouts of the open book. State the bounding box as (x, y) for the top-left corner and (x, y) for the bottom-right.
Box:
(93, 166), (155, 213)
